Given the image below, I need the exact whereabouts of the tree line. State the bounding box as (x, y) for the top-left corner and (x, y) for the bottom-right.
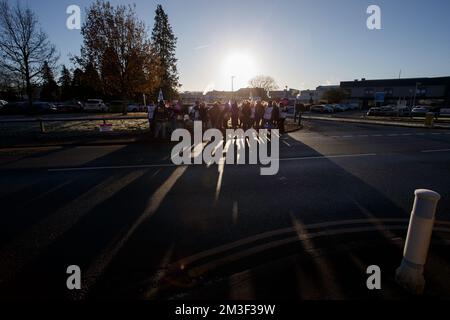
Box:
(0, 0), (179, 107)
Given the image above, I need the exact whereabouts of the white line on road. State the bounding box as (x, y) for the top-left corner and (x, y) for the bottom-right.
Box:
(48, 163), (179, 172)
(47, 153), (378, 172)
(421, 149), (450, 153)
(279, 153), (377, 162)
(282, 140), (291, 147)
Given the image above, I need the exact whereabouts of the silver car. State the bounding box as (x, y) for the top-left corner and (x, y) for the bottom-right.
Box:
(84, 99), (109, 112)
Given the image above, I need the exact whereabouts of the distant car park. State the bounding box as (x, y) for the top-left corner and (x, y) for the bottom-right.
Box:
(0, 101), (57, 114)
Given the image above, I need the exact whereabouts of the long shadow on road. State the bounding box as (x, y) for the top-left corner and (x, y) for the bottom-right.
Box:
(0, 134), (448, 299)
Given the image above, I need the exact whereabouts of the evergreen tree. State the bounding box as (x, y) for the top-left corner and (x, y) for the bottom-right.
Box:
(40, 61), (58, 101)
(71, 68), (84, 100)
(59, 65), (72, 101)
(151, 4), (179, 100)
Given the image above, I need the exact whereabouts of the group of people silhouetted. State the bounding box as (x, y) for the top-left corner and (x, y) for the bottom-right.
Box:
(148, 100), (294, 139)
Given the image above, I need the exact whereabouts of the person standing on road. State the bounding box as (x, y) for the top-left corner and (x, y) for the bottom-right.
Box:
(278, 103), (287, 134)
(231, 101), (240, 129)
(294, 102), (301, 122)
(250, 101), (256, 128)
(190, 100), (201, 121)
(147, 102), (156, 133)
(263, 101), (274, 129)
(222, 101), (231, 129)
(255, 100), (265, 129)
(154, 100), (169, 139)
(271, 102), (280, 128)
(209, 102), (221, 129)
(199, 102), (208, 129)
(241, 101), (251, 130)
(296, 103), (303, 126)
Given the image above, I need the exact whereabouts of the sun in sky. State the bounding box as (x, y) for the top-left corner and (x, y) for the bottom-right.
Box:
(221, 51), (258, 90)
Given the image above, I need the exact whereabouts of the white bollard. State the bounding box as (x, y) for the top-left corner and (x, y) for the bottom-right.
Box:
(395, 189), (441, 294)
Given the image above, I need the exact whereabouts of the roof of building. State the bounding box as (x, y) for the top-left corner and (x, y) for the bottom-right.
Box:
(341, 76), (450, 88)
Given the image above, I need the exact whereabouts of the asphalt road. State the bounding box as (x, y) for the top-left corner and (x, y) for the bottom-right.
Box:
(0, 119), (450, 299)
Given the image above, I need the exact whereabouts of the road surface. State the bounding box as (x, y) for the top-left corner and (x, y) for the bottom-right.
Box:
(1, 119), (449, 299)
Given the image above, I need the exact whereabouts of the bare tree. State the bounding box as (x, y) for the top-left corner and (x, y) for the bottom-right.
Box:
(0, 1), (58, 108)
(249, 75), (279, 93)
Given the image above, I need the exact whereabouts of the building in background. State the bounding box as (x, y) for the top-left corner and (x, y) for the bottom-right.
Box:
(298, 85), (339, 104)
(340, 77), (450, 108)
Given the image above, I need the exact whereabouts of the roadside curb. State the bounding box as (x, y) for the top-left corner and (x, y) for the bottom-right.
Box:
(303, 115), (450, 130)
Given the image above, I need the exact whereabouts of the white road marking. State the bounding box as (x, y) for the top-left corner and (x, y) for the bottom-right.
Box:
(279, 153), (377, 162)
(282, 140), (291, 147)
(174, 219), (450, 276)
(48, 163), (178, 172)
(421, 149), (450, 153)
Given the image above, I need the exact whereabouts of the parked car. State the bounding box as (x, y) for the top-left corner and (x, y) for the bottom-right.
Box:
(347, 103), (360, 110)
(328, 104), (342, 112)
(392, 106), (411, 117)
(0, 101), (27, 114)
(84, 99), (109, 112)
(411, 106), (430, 117)
(438, 108), (450, 118)
(56, 100), (84, 113)
(127, 104), (146, 112)
(379, 106), (397, 116)
(31, 102), (58, 114)
(310, 105), (333, 113)
(331, 104), (350, 112)
(0, 101), (57, 114)
(367, 107), (381, 116)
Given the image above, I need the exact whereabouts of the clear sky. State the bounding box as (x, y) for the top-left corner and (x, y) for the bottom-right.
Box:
(19, 0), (450, 91)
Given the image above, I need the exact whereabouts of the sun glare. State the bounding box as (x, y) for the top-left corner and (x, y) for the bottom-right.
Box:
(222, 52), (257, 89)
